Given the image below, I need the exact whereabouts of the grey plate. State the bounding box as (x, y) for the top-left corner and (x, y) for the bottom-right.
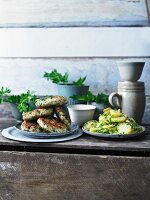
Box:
(82, 126), (146, 139)
(16, 123), (79, 139)
(1, 126), (83, 143)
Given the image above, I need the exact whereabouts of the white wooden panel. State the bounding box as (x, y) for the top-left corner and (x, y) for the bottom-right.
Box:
(0, 0), (148, 27)
(147, 0), (150, 20)
(0, 28), (150, 57)
(0, 58), (149, 123)
(0, 58), (149, 94)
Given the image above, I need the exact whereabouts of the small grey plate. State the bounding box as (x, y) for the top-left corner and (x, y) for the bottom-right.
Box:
(82, 126), (146, 139)
(16, 123), (79, 139)
(2, 126), (83, 143)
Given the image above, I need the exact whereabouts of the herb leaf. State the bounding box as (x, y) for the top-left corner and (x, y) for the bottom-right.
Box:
(0, 87), (36, 113)
(73, 76), (86, 86)
(95, 93), (108, 104)
(71, 91), (95, 103)
(17, 90), (36, 113)
(44, 69), (87, 86)
(0, 87), (11, 103)
(71, 91), (108, 104)
(44, 69), (69, 84)
(6, 95), (21, 104)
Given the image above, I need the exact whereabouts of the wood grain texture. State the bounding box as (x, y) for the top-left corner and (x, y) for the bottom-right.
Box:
(0, 28), (150, 58)
(0, 0), (148, 27)
(0, 151), (150, 200)
(0, 119), (150, 154)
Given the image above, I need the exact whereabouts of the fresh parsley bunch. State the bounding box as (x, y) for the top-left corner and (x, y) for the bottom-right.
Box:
(71, 91), (109, 104)
(0, 87), (36, 113)
(73, 76), (87, 86)
(44, 69), (69, 84)
(44, 69), (87, 86)
(17, 91), (36, 113)
(0, 87), (11, 104)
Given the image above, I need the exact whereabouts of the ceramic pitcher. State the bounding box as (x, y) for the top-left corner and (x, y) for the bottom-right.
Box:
(109, 81), (145, 123)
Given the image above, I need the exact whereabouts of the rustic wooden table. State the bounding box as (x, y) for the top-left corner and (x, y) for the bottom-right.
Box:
(0, 118), (150, 200)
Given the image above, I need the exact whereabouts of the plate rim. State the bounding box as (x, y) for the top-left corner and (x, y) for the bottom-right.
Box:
(82, 125), (146, 138)
(1, 126), (83, 143)
(15, 122), (79, 138)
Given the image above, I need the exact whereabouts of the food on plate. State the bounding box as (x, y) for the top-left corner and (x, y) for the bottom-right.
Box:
(21, 121), (43, 132)
(22, 108), (53, 121)
(20, 96), (75, 133)
(83, 108), (142, 134)
(83, 120), (98, 131)
(35, 96), (67, 108)
(37, 118), (67, 133)
(55, 106), (71, 128)
(21, 96), (77, 133)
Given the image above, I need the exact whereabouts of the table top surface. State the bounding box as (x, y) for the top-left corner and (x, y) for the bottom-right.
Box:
(0, 118), (150, 155)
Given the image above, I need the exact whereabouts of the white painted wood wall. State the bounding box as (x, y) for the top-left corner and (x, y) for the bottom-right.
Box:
(0, 0), (149, 27)
(0, 0), (149, 58)
(0, 0), (150, 123)
(0, 0), (149, 92)
(0, 27), (150, 58)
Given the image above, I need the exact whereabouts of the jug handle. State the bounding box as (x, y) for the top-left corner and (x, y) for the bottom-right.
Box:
(109, 92), (121, 109)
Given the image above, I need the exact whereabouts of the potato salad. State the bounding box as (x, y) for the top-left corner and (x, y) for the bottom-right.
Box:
(83, 108), (142, 134)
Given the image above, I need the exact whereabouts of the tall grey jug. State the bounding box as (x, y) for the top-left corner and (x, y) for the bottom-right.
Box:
(109, 81), (145, 123)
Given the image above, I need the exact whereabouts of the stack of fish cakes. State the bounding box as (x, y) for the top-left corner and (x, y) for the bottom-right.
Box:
(21, 96), (71, 133)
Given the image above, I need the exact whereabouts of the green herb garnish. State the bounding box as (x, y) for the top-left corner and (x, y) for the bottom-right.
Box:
(0, 87), (11, 103)
(95, 93), (109, 104)
(17, 90), (36, 113)
(44, 69), (69, 84)
(0, 87), (36, 113)
(43, 69), (87, 86)
(73, 76), (87, 86)
(71, 91), (108, 104)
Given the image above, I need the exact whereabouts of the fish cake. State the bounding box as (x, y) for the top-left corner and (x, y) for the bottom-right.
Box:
(55, 106), (71, 128)
(23, 108), (53, 121)
(21, 121), (43, 132)
(35, 96), (67, 108)
(37, 118), (67, 133)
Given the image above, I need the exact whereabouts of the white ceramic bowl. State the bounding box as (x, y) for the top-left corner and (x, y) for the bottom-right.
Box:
(67, 104), (96, 126)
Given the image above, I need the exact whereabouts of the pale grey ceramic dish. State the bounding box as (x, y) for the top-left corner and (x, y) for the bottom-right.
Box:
(117, 62), (145, 81)
(16, 122), (79, 139)
(82, 126), (146, 139)
(2, 126), (83, 143)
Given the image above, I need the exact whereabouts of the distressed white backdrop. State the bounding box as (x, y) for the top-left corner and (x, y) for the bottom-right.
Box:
(0, 0), (149, 123)
(0, 58), (149, 95)
(0, 58), (149, 123)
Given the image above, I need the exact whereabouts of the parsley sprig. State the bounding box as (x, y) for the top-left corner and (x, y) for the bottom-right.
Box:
(71, 91), (109, 104)
(0, 87), (36, 113)
(0, 87), (11, 103)
(44, 69), (69, 84)
(17, 91), (36, 113)
(44, 69), (87, 86)
(73, 76), (87, 86)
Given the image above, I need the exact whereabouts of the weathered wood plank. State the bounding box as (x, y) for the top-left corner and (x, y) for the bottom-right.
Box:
(0, 151), (150, 200)
(0, 28), (150, 57)
(0, 0), (148, 27)
(0, 119), (150, 153)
